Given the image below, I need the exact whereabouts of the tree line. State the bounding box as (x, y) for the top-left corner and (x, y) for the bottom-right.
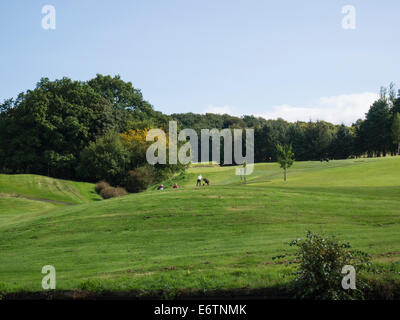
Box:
(1, 76), (399, 193)
(173, 85), (400, 163)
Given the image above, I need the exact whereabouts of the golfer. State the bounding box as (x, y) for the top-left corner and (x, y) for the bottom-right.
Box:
(196, 174), (202, 186)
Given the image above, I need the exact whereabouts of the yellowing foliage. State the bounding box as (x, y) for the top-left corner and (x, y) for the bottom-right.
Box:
(121, 129), (169, 150)
(121, 129), (149, 146)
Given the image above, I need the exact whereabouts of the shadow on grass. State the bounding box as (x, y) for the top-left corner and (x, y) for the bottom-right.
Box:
(3, 277), (400, 300)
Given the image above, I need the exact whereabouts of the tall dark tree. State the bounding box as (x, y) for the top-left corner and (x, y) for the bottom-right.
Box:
(330, 125), (354, 159)
(302, 121), (333, 160)
(359, 99), (392, 156)
(392, 112), (400, 155)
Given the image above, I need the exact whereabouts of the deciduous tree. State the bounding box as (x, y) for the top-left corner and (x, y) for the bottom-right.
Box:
(276, 144), (295, 181)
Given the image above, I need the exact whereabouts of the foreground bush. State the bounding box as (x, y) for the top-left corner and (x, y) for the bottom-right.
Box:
(289, 231), (371, 299)
(94, 181), (110, 194)
(100, 186), (128, 199)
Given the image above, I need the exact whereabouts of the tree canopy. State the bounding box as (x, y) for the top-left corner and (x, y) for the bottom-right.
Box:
(0, 75), (171, 180)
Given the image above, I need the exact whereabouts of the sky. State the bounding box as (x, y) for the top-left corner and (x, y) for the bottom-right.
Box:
(0, 0), (399, 125)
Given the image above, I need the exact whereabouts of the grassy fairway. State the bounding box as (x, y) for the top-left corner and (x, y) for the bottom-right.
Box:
(0, 158), (400, 294)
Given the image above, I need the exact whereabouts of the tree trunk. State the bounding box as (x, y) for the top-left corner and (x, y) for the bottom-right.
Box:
(284, 168), (287, 181)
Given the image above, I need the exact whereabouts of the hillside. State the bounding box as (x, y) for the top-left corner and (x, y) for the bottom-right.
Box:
(0, 157), (400, 295)
(0, 174), (101, 204)
(0, 174), (101, 228)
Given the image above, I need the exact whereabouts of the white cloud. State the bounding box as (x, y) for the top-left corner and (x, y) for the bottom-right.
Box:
(259, 92), (379, 125)
(203, 104), (235, 115)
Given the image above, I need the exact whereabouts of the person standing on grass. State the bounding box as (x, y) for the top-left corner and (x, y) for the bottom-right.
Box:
(241, 161), (247, 184)
(196, 174), (202, 186)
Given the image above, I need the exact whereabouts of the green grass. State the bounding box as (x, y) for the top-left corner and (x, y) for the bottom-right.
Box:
(0, 174), (101, 204)
(0, 157), (400, 295)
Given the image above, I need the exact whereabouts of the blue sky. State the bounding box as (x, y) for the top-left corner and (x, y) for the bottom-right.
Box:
(0, 0), (399, 124)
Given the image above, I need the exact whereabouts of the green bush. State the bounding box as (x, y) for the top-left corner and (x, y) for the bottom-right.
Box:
(94, 181), (110, 194)
(77, 131), (130, 185)
(124, 166), (155, 193)
(289, 231), (371, 299)
(79, 279), (106, 293)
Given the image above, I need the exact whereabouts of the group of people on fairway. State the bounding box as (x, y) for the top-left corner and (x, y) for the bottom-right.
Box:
(196, 174), (210, 186)
(157, 161), (248, 191)
(157, 175), (210, 191)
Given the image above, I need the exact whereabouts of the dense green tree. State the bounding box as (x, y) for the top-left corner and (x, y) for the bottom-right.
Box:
(88, 74), (172, 130)
(254, 123), (276, 162)
(352, 119), (365, 157)
(77, 131), (130, 184)
(124, 165), (156, 193)
(392, 113), (400, 155)
(330, 125), (354, 159)
(302, 121), (333, 160)
(0, 75), (169, 179)
(359, 99), (392, 156)
(0, 77), (116, 177)
(242, 115), (269, 128)
(392, 93), (400, 115)
(287, 122), (308, 160)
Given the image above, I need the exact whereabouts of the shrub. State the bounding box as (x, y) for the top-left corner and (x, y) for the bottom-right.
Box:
(94, 181), (110, 194)
(99, 187), (116, 199)
(114, 187), (128, 197)
(124, 166), (155, 193)
(99, 186), (128, 199)
(289, 231), (371, 299)
(79, 279), (106, 293)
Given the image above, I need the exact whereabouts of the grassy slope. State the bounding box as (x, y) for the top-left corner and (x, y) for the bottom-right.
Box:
(0, 175), (101, 229)
(0, 158), (400, 293)
(0, 174), (101, 204)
